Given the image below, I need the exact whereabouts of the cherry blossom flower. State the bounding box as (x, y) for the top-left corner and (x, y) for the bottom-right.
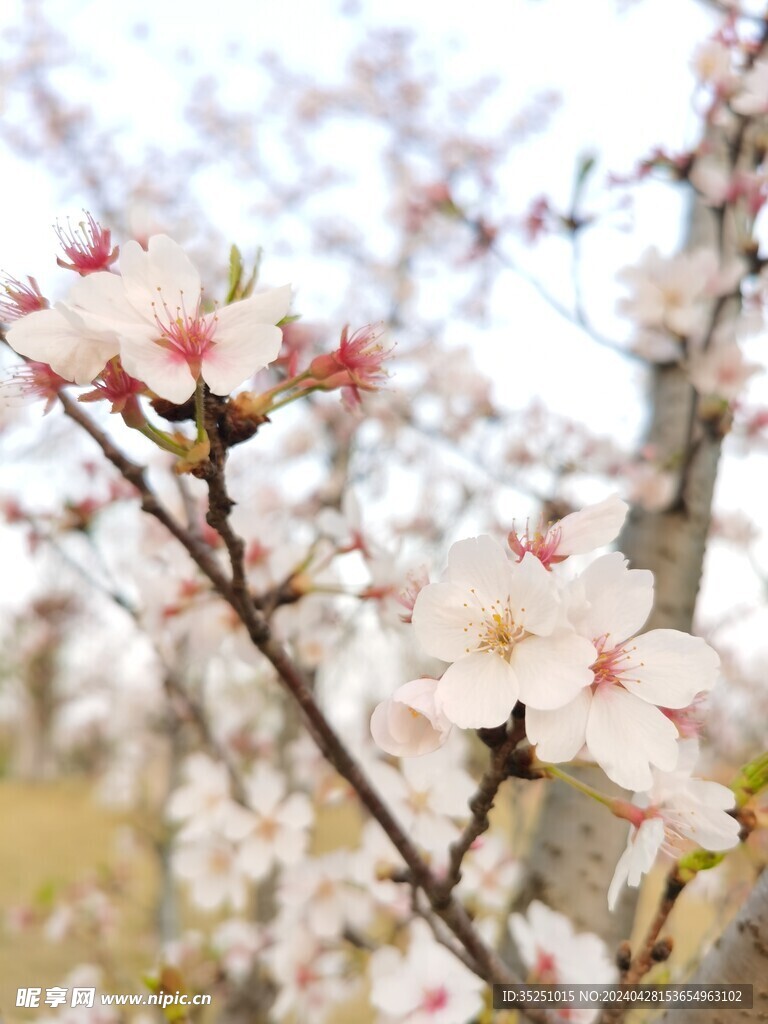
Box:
(6, 296), (121, 385)
(212, 919), (265, 981)
(367, 745), (475, 854)
(277, 850), (373, 940)
(510, 901), (616, 1023)
(79, 357), (146, 421)
(172, 836), (249, 911)
(167, 753), (233, 840)
(266, 931), (353, 1024)
(457, 833), (522, 911)
(370, 678), (452, 757)
(412, 536), (595, 728)
(225, 763), (314, 880)
(306, 323), (392, 406)
(0, 273), (48, 322)
(1, 360), (67, 413)
(55, 212), (119, 274)
(7, 234), (291, 402)
(617, 247), (732, 347)
(691, 40), (738, 96)
(731, 59), (768, 116)
(687, 342), (761, 402)
(526, 552), (720, 790)
(369, 919), (485, 1024)
(607, 742), (741, 910)
(508, 493), (628, 569)
(76, 235), (292, 402)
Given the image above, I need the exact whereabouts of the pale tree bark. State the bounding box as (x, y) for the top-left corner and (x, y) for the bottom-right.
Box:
(658, 869), (768, 1024)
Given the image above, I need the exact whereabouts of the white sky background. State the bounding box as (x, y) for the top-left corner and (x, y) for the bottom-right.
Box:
(2, 0), (768, 671)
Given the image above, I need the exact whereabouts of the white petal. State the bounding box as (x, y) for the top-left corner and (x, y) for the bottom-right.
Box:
(555, 494), (628, 556)
(412, 582), (483, 662)
(370, 698), (449, 757)
(526, 690), (592, 762)
(514, 631), (595, 710)
(202, 323), (283, 395)
(671, 782), (740, 849)
(586, 686), (680, 790)
(436, 653), (519, 728)
(120, 330), (197, 403)
(619, 630), (720, 708)
(567, 552), (653, 644)
(68, 270), (150, 327)
(214, 285), (292, 336)
(508, 553), (560, 636)
(121, 235), (202, 323)
(7, 306), (118, 384)
(445, 535), (513, 599)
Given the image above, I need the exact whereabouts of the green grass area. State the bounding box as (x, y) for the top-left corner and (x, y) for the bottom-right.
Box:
(0, 779), (158, 1021)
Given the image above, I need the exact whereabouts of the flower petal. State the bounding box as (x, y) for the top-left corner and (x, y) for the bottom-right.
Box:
(7, 306), (118, 384)
(508, 553), (560, 636)
(514, 631), (595, 710)
(526, 690), (592, 762)
(445, 535), (513, 599)
(436, 653), (519, 728)
(566, 552), (653, 644)
(556, 493), (628, 556)
(620, 629), (720, 708)
(120, 330), (197, 403)
(120, 235), (202, 322)
(412, 582), (483, 662)
(214, 285), (292, 338)
(202, 323), (283, 395)
(586, 686), (679, 790)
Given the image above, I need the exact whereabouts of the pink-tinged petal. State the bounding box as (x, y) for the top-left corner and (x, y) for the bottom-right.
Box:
(586, 687), (679, 790)
(508, 553), (560, 636)
(68, 270), (149, 328)
(526, 690), (592, 762)
(213, 285), (292, 338)
(412, 582), (483, 662)
(202, 324), (283, 395)
(120, 236), (202, 322)
(513, 632), (595, 710)
(436, 653), (519, 729)
(620, 629), (720, 708)
(7, 306), (118, 384)
(370, 698), (449, 757)
(567, 552), (653, 644)
(445, 535), (513, 599)
(119, 330), (197, 404)
(556, 494), (628, 556)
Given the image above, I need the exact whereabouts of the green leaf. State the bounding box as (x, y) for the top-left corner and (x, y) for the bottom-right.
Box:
(730, 751), (768, 808)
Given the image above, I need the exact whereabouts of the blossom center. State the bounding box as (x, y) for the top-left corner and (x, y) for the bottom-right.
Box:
(463, 593), (526, 657)
(591, 635), (640, 689)
(152, 290), (216, 377)
(422, 986), (449, 1013)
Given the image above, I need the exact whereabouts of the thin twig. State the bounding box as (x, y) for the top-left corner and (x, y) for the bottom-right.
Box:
(59, 391), (517, 988)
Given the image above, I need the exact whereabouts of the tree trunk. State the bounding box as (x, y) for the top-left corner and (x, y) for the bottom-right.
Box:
(657, 869), (768, 1024)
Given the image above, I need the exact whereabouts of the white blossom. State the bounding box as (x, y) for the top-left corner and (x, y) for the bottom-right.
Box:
(526, 553), (720, 790)
(412, 536), (595, 728)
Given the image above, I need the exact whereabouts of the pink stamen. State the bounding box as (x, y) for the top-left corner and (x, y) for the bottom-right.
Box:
(150, 290), (214, 379)
(422, 986), (449, 1013)
(55, 212), (119, 275)
(0, 274), (48, 322)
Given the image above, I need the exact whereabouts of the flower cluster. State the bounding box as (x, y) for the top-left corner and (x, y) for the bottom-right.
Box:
(6, 232), (291, 404)
(371, 495), (739, 907)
